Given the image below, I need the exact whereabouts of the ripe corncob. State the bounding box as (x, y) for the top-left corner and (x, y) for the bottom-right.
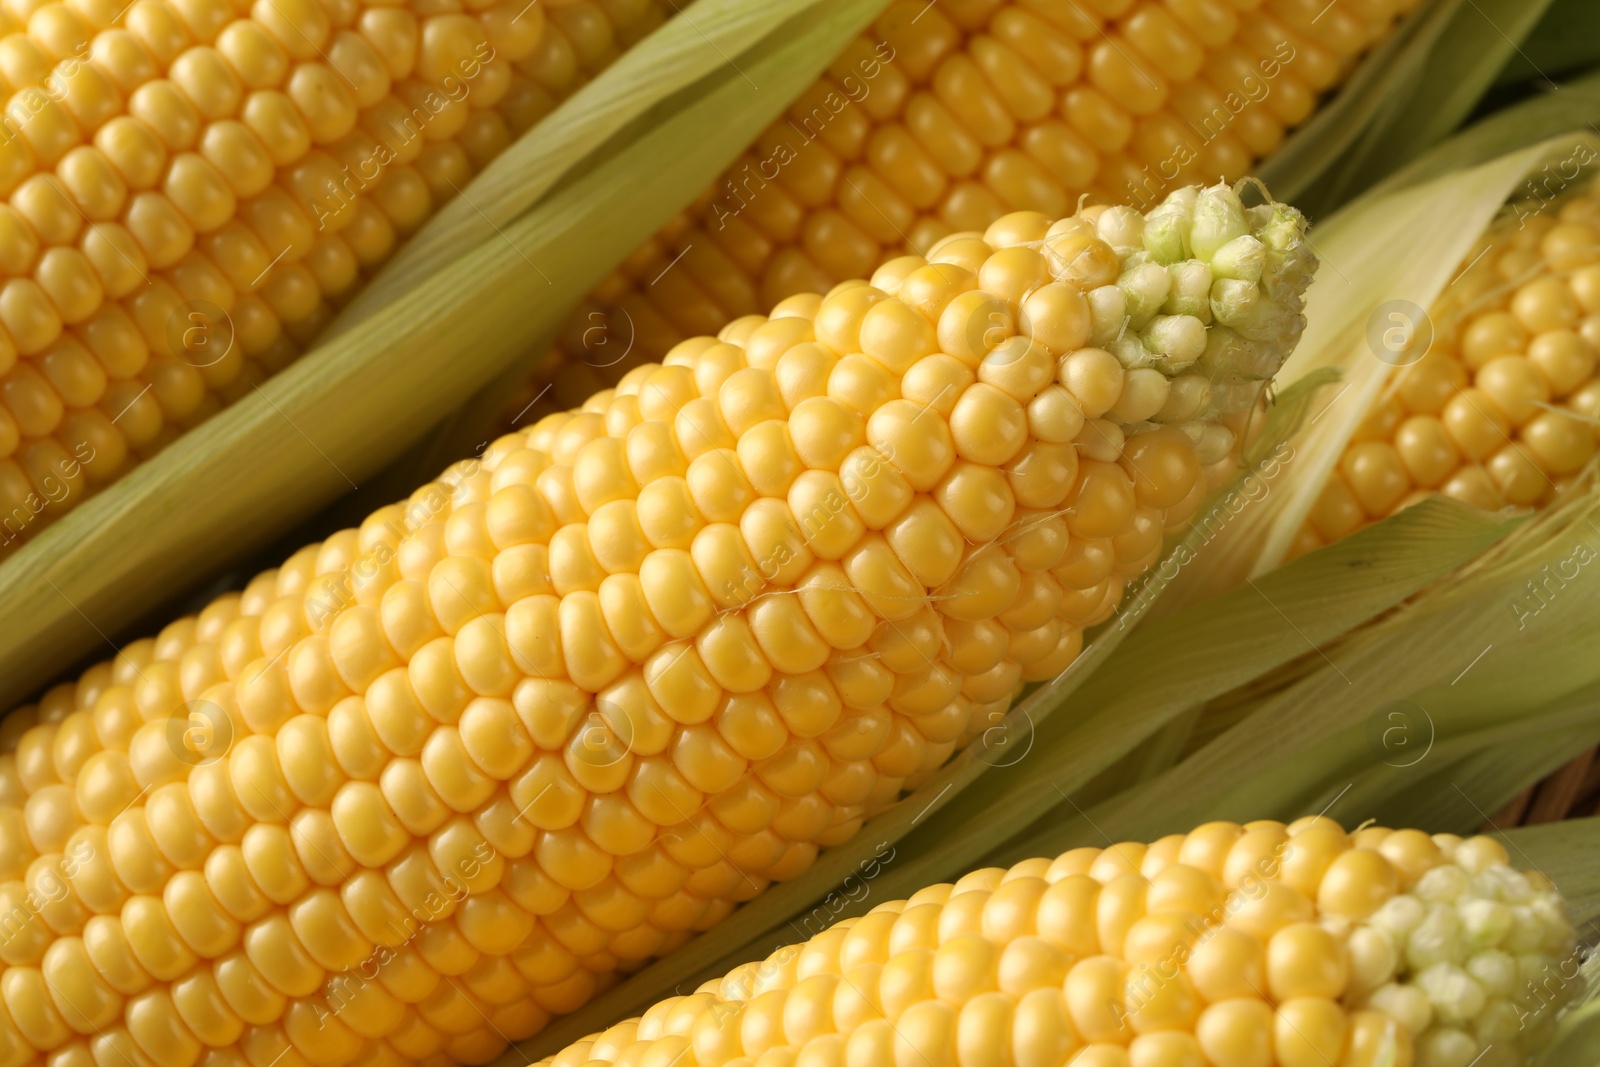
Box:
(528, 821), (1577, 1067)
(0, 0), (668, 558)
(0, 186), (1314, 1067)
(518, 0), (1422, 416)
(1294, 178), (1600, 557)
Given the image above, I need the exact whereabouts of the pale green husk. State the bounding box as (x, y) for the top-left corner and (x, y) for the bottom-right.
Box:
(1494, 0), (1600, 89)
(1281, 0), (1560, 216)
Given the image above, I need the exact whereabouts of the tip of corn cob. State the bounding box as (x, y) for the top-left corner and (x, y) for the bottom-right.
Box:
(537, 821), (1575, 1067)
(1045, 180), (1316, 467)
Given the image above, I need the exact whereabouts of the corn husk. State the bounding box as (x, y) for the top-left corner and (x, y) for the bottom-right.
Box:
(1283, 0), (1560, 215)
(0, 0), (891, 710)
(1536, 931), (1600, 1066)
(1494, 815), (1600, 1066)
(1252, 0), (1467, 208)
(1496, 0), (1600, 88)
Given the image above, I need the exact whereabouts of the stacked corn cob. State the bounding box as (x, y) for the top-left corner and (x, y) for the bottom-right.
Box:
(529, 822), (1577, 1067)
(1295, 178), (1600, 556)
(519, 0), (1424, 417)
(0, 186), (1315, 1067)
(0, 0), (666, 557)
(0, 0), (1433, 558)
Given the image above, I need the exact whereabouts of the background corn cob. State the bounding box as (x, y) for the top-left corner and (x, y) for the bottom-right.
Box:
(514, 0), (1424, 419)
(0, 186), (1313, 1067)
(525, 821), (1578, 1067)
(1293, 176), (1600, 558)
(0, 0), (668, 558)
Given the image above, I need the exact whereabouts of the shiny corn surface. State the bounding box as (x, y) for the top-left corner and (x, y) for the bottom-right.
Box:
(1295, 180), (1600, 557)
(519, 0), (1420, 416)
(529, 822), (1575, 1067)
(0, 0), (667, 555)
(0, 188), (1312, 1067)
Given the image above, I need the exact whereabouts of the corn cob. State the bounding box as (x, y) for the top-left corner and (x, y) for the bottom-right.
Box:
(527, 821), (1577, 1067)
(516, 0), (1423, 418)
(0, 0), (669, 557)
(0, 186), (1314, 1067)
(1293, 178), (1600, 558)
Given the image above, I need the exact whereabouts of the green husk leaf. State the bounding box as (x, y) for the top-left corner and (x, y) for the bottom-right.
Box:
(1370, 716), (1600, 832)
(1005, 480), (1600, 860)
(1253, 0), (1465, 206)
(1494, 0), (1600, 87)
(1292, 0), (1559, 214)
(1505, 817), (1600, 1066)
(0, 0), (890, 710)
(1369, 69), (1600, 201)
(1536, 958), (1600, 1067)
